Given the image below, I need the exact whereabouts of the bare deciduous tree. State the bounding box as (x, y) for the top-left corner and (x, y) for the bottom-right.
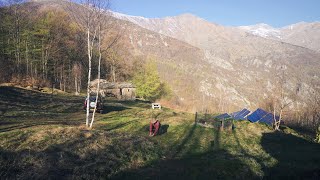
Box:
(305, 79), (320, 131)
(72, 62), (82, 95)
(66, 0), (114, 128)
(2, 0), (27, 75)
(90, 15), (104, 128)
(272, 66), (294, 130)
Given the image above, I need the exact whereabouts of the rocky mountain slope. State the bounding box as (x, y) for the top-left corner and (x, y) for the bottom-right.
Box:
(111, 11), (320, 111)
(27, 1), (320, 112)
(239, 22), (320, 52)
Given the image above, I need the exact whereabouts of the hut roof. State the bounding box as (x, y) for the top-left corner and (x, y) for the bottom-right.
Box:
(90, 79), (135, 89)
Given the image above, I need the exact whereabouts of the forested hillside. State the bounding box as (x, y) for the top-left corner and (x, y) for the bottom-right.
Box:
(1, 3), (80, 89)
(0, 1), (138, 94)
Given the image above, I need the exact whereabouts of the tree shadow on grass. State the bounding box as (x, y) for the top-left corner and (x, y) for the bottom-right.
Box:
(170, 123), (197, 158)
(0, 131), (160, 179)
(104, 98), (151, 109)
(0, 121), (260, 179)
(102, 119), (139, 131)
(111, 150), (259, 180)
(0, 86), (82, 111)
(103, 104), (130, 114)
(111, 124), (259, 180)
(0, 119), (81, 133)
(121, 99), (151, 108)
(261, 132), (320, 179)
(283, 124), (316, 138)
(0, 86), (86, 132)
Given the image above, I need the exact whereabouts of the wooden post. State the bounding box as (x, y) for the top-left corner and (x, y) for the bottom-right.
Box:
(220, 119), (224, 131)
(195, 112), (198, 123)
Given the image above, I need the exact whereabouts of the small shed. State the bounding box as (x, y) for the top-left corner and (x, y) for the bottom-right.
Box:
(90, 79), (136, 100)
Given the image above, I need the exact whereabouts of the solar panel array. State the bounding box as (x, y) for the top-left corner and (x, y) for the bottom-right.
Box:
(214, 113), (231, 120)
(211, 108), (278, 126)
(231, 109), (250, 120)
(247, 108), (278, 125)
(247, 108), (268, 123)
(260, 113), (274, 125)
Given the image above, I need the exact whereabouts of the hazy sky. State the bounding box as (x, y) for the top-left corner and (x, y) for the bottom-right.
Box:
(110, 0), (320, 27)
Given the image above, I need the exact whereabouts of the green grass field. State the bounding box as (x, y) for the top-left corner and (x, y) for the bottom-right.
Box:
(0, 86), (320, 179)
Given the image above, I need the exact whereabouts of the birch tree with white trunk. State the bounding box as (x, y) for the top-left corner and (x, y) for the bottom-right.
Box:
(90, 18), (103, 128)
(66, 0), (115, 128)
(272, 66), (293, 131)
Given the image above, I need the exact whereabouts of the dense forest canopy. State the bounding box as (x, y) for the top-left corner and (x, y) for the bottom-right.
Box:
(0, 0), (172, 109)
(0, 1), (140, 93)
(1, 2), (84, 89)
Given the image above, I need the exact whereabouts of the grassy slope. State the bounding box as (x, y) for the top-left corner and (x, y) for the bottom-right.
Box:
(0, 86), (320, 179)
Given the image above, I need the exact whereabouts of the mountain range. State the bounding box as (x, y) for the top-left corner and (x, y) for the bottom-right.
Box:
(29, 0), (320, 112)
(239, 22), (320, 52)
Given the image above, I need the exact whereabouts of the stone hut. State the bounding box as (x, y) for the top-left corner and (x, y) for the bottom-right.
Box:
(90, 79), (136, 100)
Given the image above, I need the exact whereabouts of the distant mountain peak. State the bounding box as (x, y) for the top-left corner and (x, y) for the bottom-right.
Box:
(110, 11), (148, 20)
(175, 13), (198, 18)
(255, 23), (274, 28)
(29, 0), (64, 2)
(239, 23), (281, 39)
(238, 21), (320, 52)
(110, 11), (202, 22)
